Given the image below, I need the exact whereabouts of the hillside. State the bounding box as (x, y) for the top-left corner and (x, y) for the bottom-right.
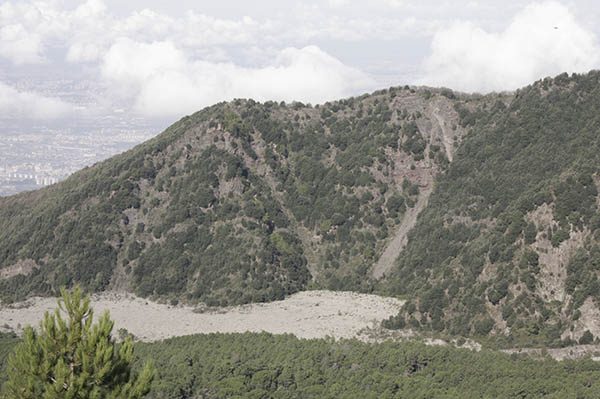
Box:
(3, 71), (600, 346)
(384, 71), (600, 347)
(0, 85), (464, 307)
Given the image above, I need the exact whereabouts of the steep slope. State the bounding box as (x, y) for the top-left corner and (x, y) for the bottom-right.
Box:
(4, 70), (600, 346)
(384, 71), (600, 347)
(372, 185), (432, 279)
(0, 86), (464, 305)
(372, 91), (462, 279)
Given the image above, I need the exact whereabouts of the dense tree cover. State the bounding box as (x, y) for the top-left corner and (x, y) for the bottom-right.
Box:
(1, 286), (153, 398)
(232, 94), (435, 292)
(384, 71), (600, 345)
(0, 333), (18, 388)
(128, 332), (600, 398)
(4, 331), (600, 398)
(0, 113), (199, 302)
(0, 86), (456, 306)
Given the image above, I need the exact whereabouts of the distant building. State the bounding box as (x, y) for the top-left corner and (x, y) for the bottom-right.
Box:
(36, 176), (59, 186)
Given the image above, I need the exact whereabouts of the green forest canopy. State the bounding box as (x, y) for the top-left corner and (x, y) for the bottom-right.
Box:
(3, 331), (600, 398)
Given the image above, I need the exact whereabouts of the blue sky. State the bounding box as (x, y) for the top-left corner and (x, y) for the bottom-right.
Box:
(1, 0), (599, 120)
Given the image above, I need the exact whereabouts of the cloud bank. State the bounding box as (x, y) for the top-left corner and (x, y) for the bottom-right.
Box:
(102, 40), (374, 117)
(2, 0), (600, 120)
(0, 0), (386, 118)
(419, 1), (600, 93)
(0, 82), (72, 119)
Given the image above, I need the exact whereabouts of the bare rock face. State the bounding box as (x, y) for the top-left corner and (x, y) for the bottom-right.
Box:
(0, 258), (38, 280)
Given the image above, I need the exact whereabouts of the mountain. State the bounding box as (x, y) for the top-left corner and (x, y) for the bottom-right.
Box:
(384, 71), (600, 347)
(0, 85), (463, 307)
(2, 71), (600, 346)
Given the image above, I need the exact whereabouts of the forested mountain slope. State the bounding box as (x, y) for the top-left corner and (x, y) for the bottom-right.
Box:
(3, 70), (600, 345)
(0, 85), (465, 306)
(384, 71), (600, 346)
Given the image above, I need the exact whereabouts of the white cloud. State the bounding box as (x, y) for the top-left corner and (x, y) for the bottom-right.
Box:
(66, 41), (103, 63)
(0, 82), (73, 119)
(381, 0), (404, 7)
(0, 1), (72, 64)
(0, 0), (111, 64)
(0, 1), (49, 64)
(116, 9), (175, 40)
(101, 40), (374, 117)
(73, 0), (107, 18)
(0, 23), (44, 64)
(0, 0), (440, 66)
(101, 39), (187, 88)
(419, 1), (600, 92)
(8, 0), (597, 120)
(328, 0), (350, 7)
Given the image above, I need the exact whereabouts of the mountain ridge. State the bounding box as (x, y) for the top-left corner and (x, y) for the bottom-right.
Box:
(0, 84), (467, 308)
(3, 71), (600, 346)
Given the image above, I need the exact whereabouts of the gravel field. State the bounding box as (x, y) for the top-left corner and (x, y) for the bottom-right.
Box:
(0, 290), (405, 342)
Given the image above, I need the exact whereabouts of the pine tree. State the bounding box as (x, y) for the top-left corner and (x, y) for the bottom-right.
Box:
(2, 286), (154, 398)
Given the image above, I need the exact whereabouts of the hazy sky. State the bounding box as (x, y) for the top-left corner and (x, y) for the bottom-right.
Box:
(1, 0), (599, 121)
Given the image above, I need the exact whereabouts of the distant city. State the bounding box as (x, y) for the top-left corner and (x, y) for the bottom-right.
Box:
(0, 126), (157, 197)
(0, 78), (169, 197)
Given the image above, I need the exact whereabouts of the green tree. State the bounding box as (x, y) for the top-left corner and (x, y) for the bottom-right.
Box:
(2, 286), (153, 399)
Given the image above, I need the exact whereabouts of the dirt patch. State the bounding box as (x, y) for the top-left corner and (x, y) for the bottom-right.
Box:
(0, 290), (405, 342)
(0, 259), (38, 280)
(502, 344), (600, 361)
